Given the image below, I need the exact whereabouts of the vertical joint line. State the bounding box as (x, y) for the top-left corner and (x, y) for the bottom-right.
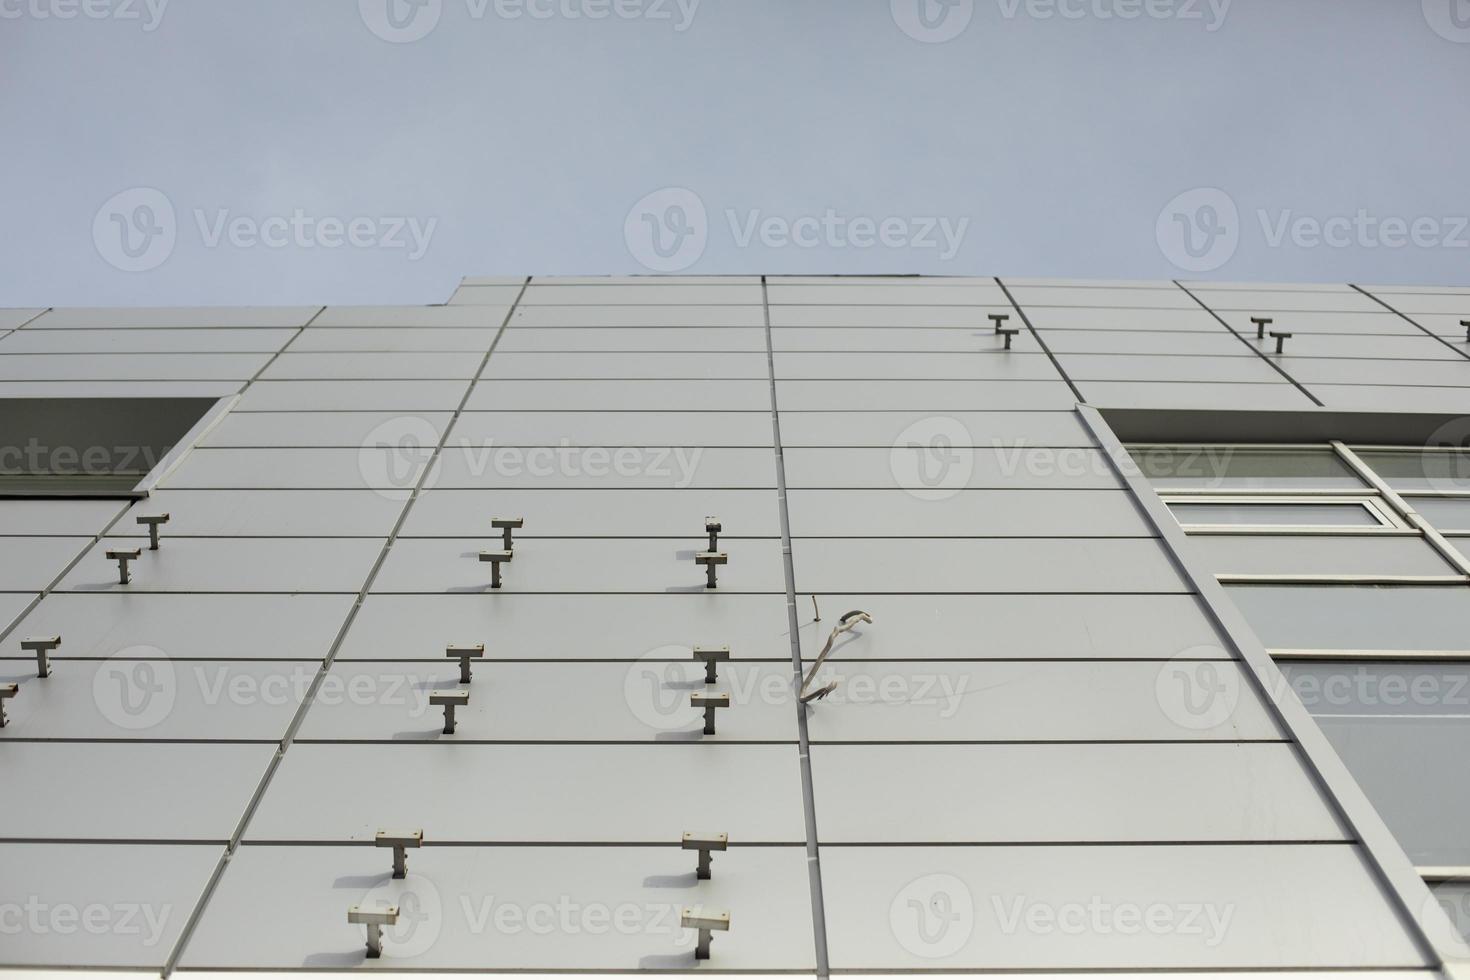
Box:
(994, 276), (1085, 403)
(1172, 280), (1325, 407)
(1349, 284), (1470, 363)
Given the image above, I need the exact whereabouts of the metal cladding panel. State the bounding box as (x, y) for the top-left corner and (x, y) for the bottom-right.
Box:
(784, 489), (1148, 537)
(181, 844), (815, 970)
(0, 536), (91, 590)
(294, 661), (798, 742)
(777, 410), (1094, 447)
(1022, 307), (1225, 331)
(290, 327), (497, 351)
(0, 498), (125, 535)
(402, 488), (780, 537)
(0, 327), (295, 353)
(428, 445), (776, 489)
(236, 380), (468, 411)
(768, 283), (1007, 305)
(5, 593), (354, 661)
(339, 594), (793, 661)
(0, 742), (273, 840)
(496, 326), (767, 351)
(775, 379), (1078, 410)
(1186, 535), (1457, 578)
(810, 743), (1345, 843)
(771, 326), (1039, 352)
(0, 843), (220, 968)
(1007, 286), (1200, 309)
(1078, 381), (1315, 410)
(464, 378), (771, 411)
(449, 410), (773, 446)
(783, 447), (1120, 489)
(0, 308), (45, 331)
(0, 353), (270, 381)
(1214, 310), (1419, 335)
(482, 351), (770, 379)
(29, 307), (319, 328)
(520, 284), (763, 305)
(56, 536), (384, 594)
(244, 744), (806, 843)
(1057, 354), (1286, 384)
(159, 448), (430, 490)
(1040, 330), (1249, 355)
(819, 845), (1431, 969)
(773, 351), (1062, 381)
(769, 305), (1009, 327)
(260, 352), (484, 380)
(0, 659), (309, 739)
(309, 305), (509, 328)
(508, 305), (763, 327)
(801, 660), (1283, 742)
(109, 489), (405, 537)
(198, 411), (454, 448)
(0, 592), (34, 634)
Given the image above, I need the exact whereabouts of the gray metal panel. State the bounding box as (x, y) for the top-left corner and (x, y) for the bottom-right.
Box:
(295, 661), (798, 742)
(111, 490), (404, 537)
(1040, 330), (1249, 355)
(785, 489), (1147, 536)
(1415, 496), (1470, 532)
(795, 594), (1226, 660)
(775, 379), (1077, 410)
(290, 327), (495, 351)
(820, 844), (1428, 969)
(311, 305), (507, 327)
(769, 306), (1006, 327)
(428, 445), (774, 489)
(1023, 307), (1224, 331)
(791, 539), (1185, 593)
(0, 309), (45, 331)
(521, 283), (763, 305)
(1194, 289), (1382, 313)
(774, 352), (1061, 381)
(6, 593), (352, 661)
(31, 307), (318, 328)
(0, 536), (90, 590)
(481, 352), (769, 380)
(0, 660), (308, 739)
(509, 306), (763, 327)
(1287, 359), (1470, 387)
(1059, 354), (1285, 383)
(768, 283), (1007, 305)
(0, 742), (272, 840)
(771, 326), (1035, 352)
(0, 592), (33, 634)
(802, 661), (1282, 741)
(0, 328), (295, 353)
(497, 326), (766, 352)
(1312, 384), (1470, 412)
(450, 410), (771, 447)
(244, 744), (806, 842)
(371, 539), (785, 594)
(463, 379), (770, 411)
(160, 448), (428, 490)
(182, 844), (815, 970)
(0, 499), (124, 535)
(0, 353), (269, 381)
(261, 352), (484, 380)
(0, 380), (238, 399)
(1081, 381), (1315, 410)
(339, 594), (792, 661)
(199, 411), (454, 448)
(56, 537), (383, 593)
(1215, 310), (1418, 336)
(402, 489), (779, 537)
(778, 410), (1093, 447)
(1012, 286), (1198, 309)
(236, 380), (468, 412)
(1186, 535), (1456, 577)
(1227, 584), (1470, 652)
(0, 842), (219, 968)
(784, 447), (1119, 489)
(810, 744), (1343, 842)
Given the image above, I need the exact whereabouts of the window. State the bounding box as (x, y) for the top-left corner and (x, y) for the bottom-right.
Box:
(1165, 496), (1406, 532)
(1132, 446), (1364, 490)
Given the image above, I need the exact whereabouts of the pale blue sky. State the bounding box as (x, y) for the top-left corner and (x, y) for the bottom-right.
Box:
(1, 0), (1467, 307)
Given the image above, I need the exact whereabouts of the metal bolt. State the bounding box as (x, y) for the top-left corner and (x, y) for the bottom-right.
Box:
(375, 829), (423, 879)
(136, 514), (170, 550)
(0, 684), (17, 728)
(478, 550), (513, 590)
(682, 832), (728, 880)
(704, 517), (722, 552)
(691, 691), (730, 735)
(347, 905), (398, 959)
(491, 517), (524, 552)
(1268, 330), (1294, 355)
(430, 689), (469, 735)
(694, 551), (727, 589)
(681, 909), (730, 960)
(988, 313), (1010, 334)
(1251, 316), (1274, 339)
(446, 643), (485, 684)
(106, 548), (142, 585)
(692, 646), (730, 684)
(21, 635), (60, 679)
(997, 327), (1020, 350)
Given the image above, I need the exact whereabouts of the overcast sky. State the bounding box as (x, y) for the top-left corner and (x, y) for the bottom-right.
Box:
(1, 0), (1467, 307)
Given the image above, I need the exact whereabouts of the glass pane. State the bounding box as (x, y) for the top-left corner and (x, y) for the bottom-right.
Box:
(1130, 447), (1363, 489)
(1358, 450), (1470, 492)
(1429, 882), (1470, 946)
(1413, 496), (1470, 532)
(1170, 502), (1380, 527)
(1226, 585), (1470, 652)
(1189, 535), (1452, 577)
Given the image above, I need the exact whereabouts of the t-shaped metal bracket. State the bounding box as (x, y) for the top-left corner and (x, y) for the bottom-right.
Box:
(375, 829), (423, 879)
(21, 635), (61, 679)
(136, 513), (170, 550)
(997, 327), (1021, 350)
(347, 905), (398, 959)
(1251, 316), (1274, 339)
(682, 831), (728, 880)
(681, 909), (730, 960)
(988, 313), (1010, 334)
(691, 691), (729, 735)
(430, 689), (469, 734)
(1268, 330), (1294, 354)
(0, 683), (17, 728)
(479, 550), (513, 589)
(695, 551), (727, 589)
(492, 517), (524, 552)
(106, 548), (142, 585)
(446, 643), (485, 684)
(704, 517), (722, 552)
(692, 646), (730, 684)
(1461, 319), (1469, 343)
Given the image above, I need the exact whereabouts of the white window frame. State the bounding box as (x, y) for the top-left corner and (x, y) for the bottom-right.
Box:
(1161, 493), (1412, 534)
